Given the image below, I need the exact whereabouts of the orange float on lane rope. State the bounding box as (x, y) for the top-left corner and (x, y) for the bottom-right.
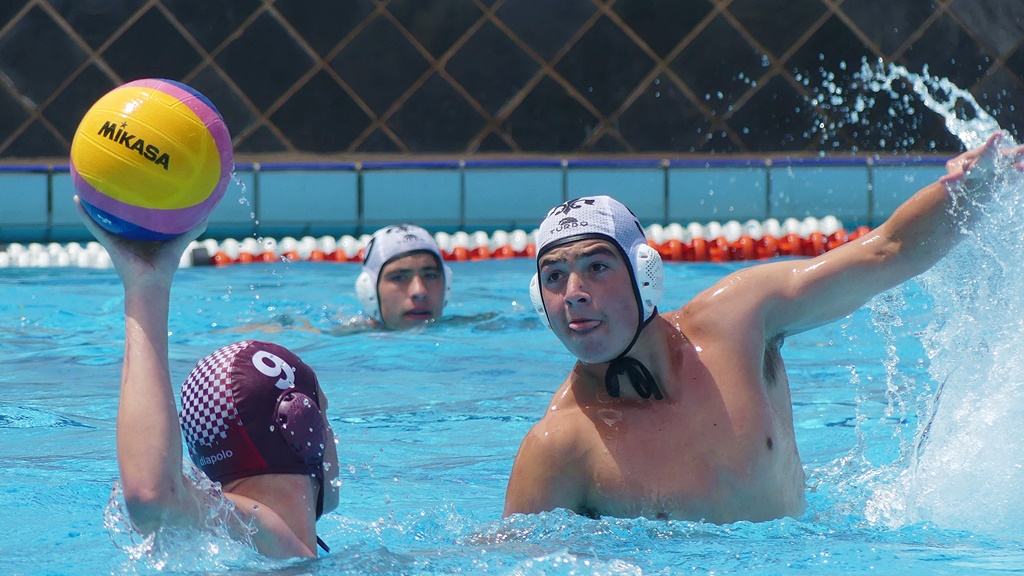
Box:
(195, 217), (862, 267)
(730, 235), (758, 261)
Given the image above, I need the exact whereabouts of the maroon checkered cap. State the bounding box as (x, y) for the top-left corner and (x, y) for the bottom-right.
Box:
(179, 340), (327, 486)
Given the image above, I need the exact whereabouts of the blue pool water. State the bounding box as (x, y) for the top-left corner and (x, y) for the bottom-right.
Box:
(4, 63), (1024, 574)
(2, 246), (1024, 574)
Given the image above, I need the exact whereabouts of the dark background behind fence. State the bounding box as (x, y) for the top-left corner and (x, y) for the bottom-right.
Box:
(1, 0), (1022, 161)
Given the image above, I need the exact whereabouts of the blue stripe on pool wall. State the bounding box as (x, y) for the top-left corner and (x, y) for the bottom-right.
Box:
(258, 162), (359, 171)
(0, 156), (955, 242)
(0, 165), (52, 173)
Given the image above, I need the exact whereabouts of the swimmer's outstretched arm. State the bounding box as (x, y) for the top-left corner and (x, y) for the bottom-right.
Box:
(695, 133), (1024, 339)
(75, 198), (208, 533)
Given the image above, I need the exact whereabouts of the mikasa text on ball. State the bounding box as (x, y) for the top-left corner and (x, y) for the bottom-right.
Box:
(70, 78), (233, 240)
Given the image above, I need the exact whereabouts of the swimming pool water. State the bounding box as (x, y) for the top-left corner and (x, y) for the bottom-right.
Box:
(3, 252), (1023, 575)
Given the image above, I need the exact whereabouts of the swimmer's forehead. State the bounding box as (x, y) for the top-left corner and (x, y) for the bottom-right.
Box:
(381, 251), (442, 273)
(538, 238), (621, 267)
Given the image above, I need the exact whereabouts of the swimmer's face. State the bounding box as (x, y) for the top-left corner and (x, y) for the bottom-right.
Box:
(537, 238), (639, 363)
(317, 383), (340, 515)
(377, 252), (445, 329)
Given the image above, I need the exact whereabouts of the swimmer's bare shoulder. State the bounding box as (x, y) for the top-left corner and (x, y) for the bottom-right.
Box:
(222, 493), (314, 558)
(668, 263), (785, 345)
(504, 382), (590, 516)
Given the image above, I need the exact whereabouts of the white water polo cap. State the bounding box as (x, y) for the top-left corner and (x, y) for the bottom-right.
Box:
(531, 195), (663, 328)
(355, 224), (452, 322)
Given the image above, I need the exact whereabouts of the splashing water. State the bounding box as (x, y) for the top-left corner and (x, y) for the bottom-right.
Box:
(851, 61), (1024, 532)
(857, 60), (1005, 150)
(230, 169), (250, 208)
(804, 57), (1012, 152)
(103, 460), (273, 573)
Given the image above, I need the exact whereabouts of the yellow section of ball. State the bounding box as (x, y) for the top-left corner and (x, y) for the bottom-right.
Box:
(70, 85), (221, 210)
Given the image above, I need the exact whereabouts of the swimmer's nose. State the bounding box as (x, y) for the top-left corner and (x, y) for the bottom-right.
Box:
(409, 274), (429, 299)
(564, 273), (589, 305)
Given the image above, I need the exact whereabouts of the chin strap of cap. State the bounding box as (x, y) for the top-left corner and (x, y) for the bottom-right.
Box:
(314, 484), (329, 552)
(603, 308), (663, 400)
(605, 356), (663, 400)
(317, 536), (330, 553)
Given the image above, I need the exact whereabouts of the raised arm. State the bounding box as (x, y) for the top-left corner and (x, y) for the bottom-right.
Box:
(76, 198), (207, 533)
(701, 133), (1024, 339)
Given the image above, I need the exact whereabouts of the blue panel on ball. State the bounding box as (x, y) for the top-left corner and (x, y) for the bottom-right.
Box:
(80, 200), (177, 241)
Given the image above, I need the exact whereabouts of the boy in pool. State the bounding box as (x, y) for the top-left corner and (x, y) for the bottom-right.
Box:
(76, 198), (340, 558)
(233, 223), (452, 334)
(504, 133), (1024, 522)
(355, 223), (451, 330)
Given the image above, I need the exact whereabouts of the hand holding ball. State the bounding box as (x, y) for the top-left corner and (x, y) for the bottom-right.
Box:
(71, 79), (233, 240)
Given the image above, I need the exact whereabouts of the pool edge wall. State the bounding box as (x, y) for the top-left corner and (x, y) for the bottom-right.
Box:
(0, 157), (948, 243)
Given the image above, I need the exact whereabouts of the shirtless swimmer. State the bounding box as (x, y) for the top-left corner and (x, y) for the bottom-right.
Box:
(503, 134), (1024, 522)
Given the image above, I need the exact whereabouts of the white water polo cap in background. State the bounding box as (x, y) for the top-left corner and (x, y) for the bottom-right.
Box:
(355, 224), (452, 321)
(531, 195), (663, 327)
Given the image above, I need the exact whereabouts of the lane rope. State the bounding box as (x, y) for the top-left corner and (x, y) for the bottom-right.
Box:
(0, 216), (870, 269)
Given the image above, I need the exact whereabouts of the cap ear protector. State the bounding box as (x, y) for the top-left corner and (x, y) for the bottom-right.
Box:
(276, 388), (335, 552)
(530, 241), (663, 327)
(529, 272), (548, 327)
(275, 391), (327, 467)
(356, 263), (452, 323)
(633, 243), (663, 316)
(355, 270), (379, 320)
(275, 390), (327, 519)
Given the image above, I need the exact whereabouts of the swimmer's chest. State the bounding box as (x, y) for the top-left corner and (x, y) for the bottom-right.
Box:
(580, 399), (790, 521)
